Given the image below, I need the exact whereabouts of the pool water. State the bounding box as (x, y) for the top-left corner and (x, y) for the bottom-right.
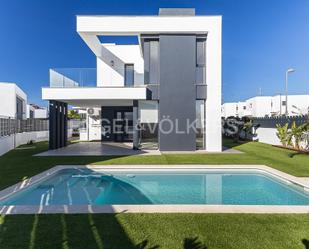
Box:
(1, 169), (309, 206)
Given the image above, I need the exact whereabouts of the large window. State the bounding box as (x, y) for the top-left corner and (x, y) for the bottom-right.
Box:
(124, 64), (134, 86)
(16, 97), (24, 120)
(196, 100), (205, 150)
(143, 40), (159, 84)
(138, 100), (159, 149)
(196, 39), (206, 85)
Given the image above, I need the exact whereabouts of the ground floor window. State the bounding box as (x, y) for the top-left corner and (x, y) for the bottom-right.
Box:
(138, 100), (158, 149)
(196, 100), (205, 150)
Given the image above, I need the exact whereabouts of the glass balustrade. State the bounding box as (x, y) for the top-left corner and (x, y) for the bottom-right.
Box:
(49, 67), (144, 88)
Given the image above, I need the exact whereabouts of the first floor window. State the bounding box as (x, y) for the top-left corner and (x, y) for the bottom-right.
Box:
(124, 64), (134, 86)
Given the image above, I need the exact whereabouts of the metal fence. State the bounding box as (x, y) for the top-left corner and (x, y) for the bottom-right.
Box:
(252, 115), (308, 128)
(0, 116), (49, 137)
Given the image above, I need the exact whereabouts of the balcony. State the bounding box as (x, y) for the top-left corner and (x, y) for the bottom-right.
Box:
(43, 68), (147, 106)
(49, 67), (145, 88)
(50, 68), (97, 88)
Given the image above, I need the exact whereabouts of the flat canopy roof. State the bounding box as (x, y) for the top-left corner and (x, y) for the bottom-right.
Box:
(76, 15), (221, 57)
(42, 87), (147, 107)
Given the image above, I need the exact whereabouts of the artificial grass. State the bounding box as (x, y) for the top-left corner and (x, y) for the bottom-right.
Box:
(1, 141), (309, 248)
(0, 214), (308, 249)
(0, 139), (309, 191)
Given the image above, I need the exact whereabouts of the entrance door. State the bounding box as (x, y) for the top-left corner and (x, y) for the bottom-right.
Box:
(114, 110), (133, 142)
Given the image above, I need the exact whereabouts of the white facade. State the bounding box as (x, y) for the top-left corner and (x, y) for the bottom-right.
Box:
(222, 95), (309, 118)
(97, 44), (144, 87)
(34, 108), (48, 119)
(221, 102), (248, 118)
(270, 95), (309, 116)
(0, 82), (27, 119)
(26, 104), (35, 118)
(221, 103), (237, 118)
(246, 96), (273, 118)
(42, 10), (222, 152)
(27, 104), (48, 119)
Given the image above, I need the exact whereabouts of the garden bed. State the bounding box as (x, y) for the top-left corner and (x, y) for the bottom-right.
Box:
(272, 145), (309, 154)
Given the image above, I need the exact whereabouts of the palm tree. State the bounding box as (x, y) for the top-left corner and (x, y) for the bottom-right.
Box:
(290, 122), (304, 150)
(276, 123), (291, 147)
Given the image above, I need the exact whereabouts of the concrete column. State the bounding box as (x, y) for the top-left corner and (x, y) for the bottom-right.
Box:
(49, 101), (56, 150)
(133, 100), (139, 150)
(59, 102), (64, 148)
(49, 101), (68, 149)
(64, 103), (68, 146)
(56, 101), (61, 149)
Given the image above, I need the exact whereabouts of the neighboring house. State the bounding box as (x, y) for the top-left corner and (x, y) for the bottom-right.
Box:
(245, 96), (274, 118)
(0, 82), (27, 119)
(26, 104), (48, 119)
(26, 104), (35, 119)
(222, 95), (309, 118)
(42, 8), (222, 152)
(221, 102), (247, 118)
(269, 95), (309, 116)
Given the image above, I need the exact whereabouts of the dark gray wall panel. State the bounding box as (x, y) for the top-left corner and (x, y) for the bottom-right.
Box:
(159, 35), (196, 151)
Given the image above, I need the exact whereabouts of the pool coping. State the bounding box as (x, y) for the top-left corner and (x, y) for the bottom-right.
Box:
(0, 164), (309, 214)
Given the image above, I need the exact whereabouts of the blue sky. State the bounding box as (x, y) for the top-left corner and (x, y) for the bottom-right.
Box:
(0, 0), (308, 106)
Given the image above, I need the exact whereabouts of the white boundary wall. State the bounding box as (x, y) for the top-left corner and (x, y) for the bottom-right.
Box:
(0, 131), (48, 156)
(0, 129), (73, 156)
(253, 127), (307, 148)
(253, 128), (281, 146)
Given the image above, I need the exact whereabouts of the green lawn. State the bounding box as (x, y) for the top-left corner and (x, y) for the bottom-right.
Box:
(1, 214), (309, 249)
(0, 139), (309, 191)
(1, 140), (309, 249)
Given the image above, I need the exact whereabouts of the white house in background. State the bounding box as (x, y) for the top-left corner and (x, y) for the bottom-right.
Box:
(222, 94), (309, 118)
(26, 104), (48, 119)
(245, 96), (273, 118)
(221, 102), (248, 118)
(26, 104), (35, 119)
(42, 8), (222, 152)
(269, 95), (309, 116)
(0, 82), (27, 119)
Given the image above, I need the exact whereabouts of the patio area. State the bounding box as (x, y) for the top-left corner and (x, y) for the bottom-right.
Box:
(35, 141), (242, 156)
(35, 142), (162, 156)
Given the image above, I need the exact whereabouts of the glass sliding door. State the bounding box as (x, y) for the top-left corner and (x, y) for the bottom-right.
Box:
(138, 101), (159, 149)
(113, 110), (133, 142)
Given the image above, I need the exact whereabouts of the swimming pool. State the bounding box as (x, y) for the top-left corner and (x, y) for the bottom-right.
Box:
(1, 167), (309, 206)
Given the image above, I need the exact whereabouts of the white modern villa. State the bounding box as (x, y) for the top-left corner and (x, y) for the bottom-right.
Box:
(222, 95), (309, 118)
(42, 8), (222, 152)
